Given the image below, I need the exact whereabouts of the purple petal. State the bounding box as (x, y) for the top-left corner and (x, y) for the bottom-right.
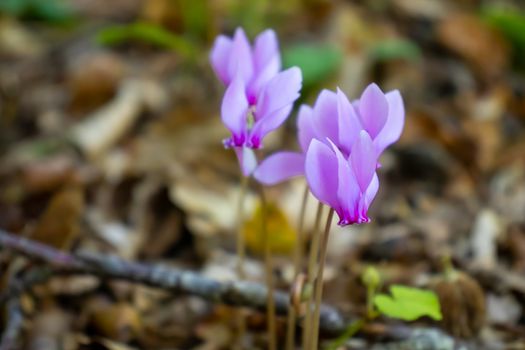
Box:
(327, 139), (359, 223)
(250, 67), (302, 144)
(253, 29), (281, 73)
(297, 105), (316, 153)
(357, 83), (388, 139)
(374, 90), (405, 155)
(221, 76), (248, 140)
(256, 67), (302, 117)
(336, 88), (362, 156)
(210, 35), (233, 85)
(247, 59), (280, 104)
(305, 139), (339, 209)
(349, 130), (376, 193)
(249, 104), (293, 148)
(364, 173), (379, 209)
(234, 147), (257, 176)
(227, 28), (254, 85)
(312, 90), (339, 146)
(254, 152), (305, 185)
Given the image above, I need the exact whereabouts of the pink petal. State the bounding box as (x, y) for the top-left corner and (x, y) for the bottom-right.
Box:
(336, 88), (362, 156)
(253, 29), (281, 73)
(297, 105), (316, 153)
(312, 89), (339, 146)
(210, 35), (233, 85)
(227, 28), (254, 85)
(374, 90), (405, 155)
(256, 67), (302, 117)
(364, 173), (379, 209)
(254, 152), (305, 185)
(327, 139), (359, 221)
(305, 139), (339, 209)
(221, 76), (248, 138)
(358, 83), (388, 139)
(349, 130), (376, 193)
(250, 67), (302, 144)
(234, 147), (257, 176)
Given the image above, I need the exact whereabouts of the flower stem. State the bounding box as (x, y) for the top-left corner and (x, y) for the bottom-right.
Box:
(285, 184), (309, 350)
(235, 175), (249, 346)
(259, 186), (277, 350)
(310, 208), (334, 350)
(302, 202), (324, 350)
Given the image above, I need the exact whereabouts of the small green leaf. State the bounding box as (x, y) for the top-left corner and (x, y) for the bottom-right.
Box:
(0, 0), (73, 23)
(374, 285), (442, 321)
(283, 44), (342, 88)
(369, 38), (421, 62)
(482, 7), (525, 68)
(96, 22), (196, 58)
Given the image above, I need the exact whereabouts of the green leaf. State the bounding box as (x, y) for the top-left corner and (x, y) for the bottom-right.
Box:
(369, 38), (421, 62)
(374, 285), (442, 321)
(0, 0), (73, 23)
(482, 7), (525, 68)
(96, 22), (196, 59)
(283, 44), (342, 88)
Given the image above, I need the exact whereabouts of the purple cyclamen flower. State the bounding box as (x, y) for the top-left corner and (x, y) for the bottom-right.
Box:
(210, 28), (302, 176)
(254, 83), (404, 184)
(306, 133), (379, 225)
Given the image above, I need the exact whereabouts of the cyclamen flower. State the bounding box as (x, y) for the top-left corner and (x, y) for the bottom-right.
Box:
(254, 83), (405, 225)
(211, 28), (302, 176)
(255, 83), (404, 184)
(307, 133), (379, 225)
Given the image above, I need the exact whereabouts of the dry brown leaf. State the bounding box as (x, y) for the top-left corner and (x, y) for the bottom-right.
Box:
(437, 13), (510, 79)
(30, 186), (84, 250)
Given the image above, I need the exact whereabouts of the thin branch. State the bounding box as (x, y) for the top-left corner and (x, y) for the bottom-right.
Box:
(0, 299), (23, 350)
(0, 228), (479, 349)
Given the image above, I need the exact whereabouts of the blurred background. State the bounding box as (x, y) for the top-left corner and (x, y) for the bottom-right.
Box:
(1, 0), (525, 348)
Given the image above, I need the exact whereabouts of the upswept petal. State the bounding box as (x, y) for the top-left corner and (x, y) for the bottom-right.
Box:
(210, 35), (233, 84)
(328, 139), (360, 223)
(227, 28), (254, 85)
(374, 90), (405, 155)
(363, 173), (379, 209)
(336, 88), (362, 156)
(221, 76), (248, 139)
(313, 90), (339, 145)
(250, 104), (293, 148)
(349, 130), (376, 193)
(305, 139), (339, 209)
(254, 152), (305, 185)
(247, 57), (280, 104)
(357, 83), (388, 139)
(256, 67), (302, 118)
(234, 147), (258, 176)
(297, 105), (316, 153)
(253, 29), (281, 73)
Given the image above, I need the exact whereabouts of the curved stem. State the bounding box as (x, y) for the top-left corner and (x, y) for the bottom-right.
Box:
(259, 186), (277, 350)
(285, 184), (310, 350)
(302, 202), (324, 349)
(310, 208), (334, 350)
(235, 175), (249, 346)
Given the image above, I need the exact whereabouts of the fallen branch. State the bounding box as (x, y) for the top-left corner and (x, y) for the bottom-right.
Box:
(0, 228), (478, 349)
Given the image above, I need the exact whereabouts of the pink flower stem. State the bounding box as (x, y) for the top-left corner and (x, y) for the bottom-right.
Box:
(259, 185), (277, 350)
(302, 202), (324, 349)
(310, 208), (335, 350)
(235, 174), (249, 346)
(285, 183), (310, 350)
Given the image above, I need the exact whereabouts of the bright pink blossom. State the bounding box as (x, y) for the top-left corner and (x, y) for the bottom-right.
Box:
(210, 28), (302, 175)
(254, 83), (404, 225)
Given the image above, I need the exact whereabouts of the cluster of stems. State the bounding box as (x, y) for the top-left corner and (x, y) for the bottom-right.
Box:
(234, 176), (334, 349)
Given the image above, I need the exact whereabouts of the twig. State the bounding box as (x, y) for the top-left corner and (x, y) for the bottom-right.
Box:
(0, 228), (346, 335)
(0, 229), (480, 350)
(0, 299), (23, 350)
